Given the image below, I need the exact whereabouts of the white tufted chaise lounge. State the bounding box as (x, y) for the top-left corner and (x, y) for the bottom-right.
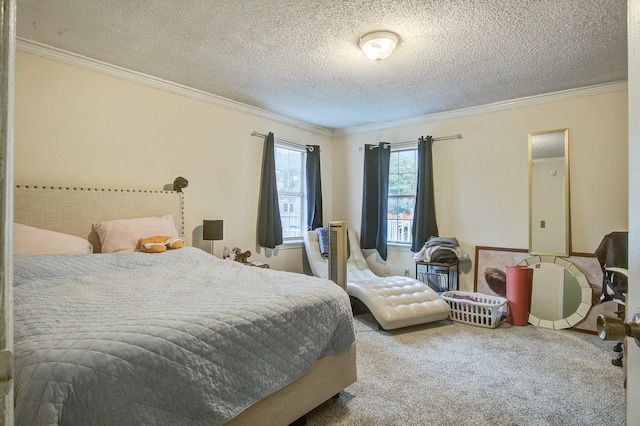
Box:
(304, 229), (450, 330)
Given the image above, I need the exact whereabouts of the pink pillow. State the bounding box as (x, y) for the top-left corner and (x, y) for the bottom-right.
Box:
(93, 214), (179, 253)
(14, 223), (93, 254)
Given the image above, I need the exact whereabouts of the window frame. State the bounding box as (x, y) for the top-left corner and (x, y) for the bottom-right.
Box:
(387, 146), (418, 245)
(274, 142), (307, 243)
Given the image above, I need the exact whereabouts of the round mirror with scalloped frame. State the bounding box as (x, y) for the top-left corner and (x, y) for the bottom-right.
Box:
(517, 255), (591, 330)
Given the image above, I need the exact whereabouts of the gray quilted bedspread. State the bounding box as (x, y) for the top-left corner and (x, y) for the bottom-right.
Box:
(13, 247), (355, 425)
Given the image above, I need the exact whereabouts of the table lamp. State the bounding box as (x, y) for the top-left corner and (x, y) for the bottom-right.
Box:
(203, 220), (223, 256)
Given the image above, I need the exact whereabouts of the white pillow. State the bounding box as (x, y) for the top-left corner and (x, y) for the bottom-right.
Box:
(14, 223), (93, 255)
(93, 214), (179, 253)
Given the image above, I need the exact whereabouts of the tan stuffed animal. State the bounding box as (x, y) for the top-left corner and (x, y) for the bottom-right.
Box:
(139, 236), (184, 253)
(234, 250), (252, 263)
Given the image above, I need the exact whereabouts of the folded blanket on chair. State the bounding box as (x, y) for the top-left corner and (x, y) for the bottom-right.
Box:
(316, 228), (330, 258)
(315, 227), (350, 259)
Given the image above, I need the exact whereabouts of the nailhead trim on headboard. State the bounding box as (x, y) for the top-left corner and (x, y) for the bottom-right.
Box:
(17, 185), (177, 193)
(14, 185), (186, 242)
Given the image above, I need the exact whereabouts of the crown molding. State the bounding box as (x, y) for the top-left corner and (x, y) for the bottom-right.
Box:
(17, 38), (627, 139)
(16, 38), (334, 137)
(334, 80), (628, 136)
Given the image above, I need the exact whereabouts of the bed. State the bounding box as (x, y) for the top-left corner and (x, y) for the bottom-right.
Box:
(12, 185), (357, 425)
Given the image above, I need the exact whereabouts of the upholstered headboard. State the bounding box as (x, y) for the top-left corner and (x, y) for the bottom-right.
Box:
(14, 185), (184, 252)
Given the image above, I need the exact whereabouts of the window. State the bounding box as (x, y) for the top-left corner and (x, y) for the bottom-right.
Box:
(388, 148), (418, 244)
(275, 144), (306, 241)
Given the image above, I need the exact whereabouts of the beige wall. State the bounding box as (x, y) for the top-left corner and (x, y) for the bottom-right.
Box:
(15, 51), (628, 289)
(14, 51), (333, 272)
(332, 90), (628, 291)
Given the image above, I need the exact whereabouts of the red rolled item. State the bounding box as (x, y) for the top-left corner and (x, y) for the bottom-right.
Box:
(506, 266), (533, 326)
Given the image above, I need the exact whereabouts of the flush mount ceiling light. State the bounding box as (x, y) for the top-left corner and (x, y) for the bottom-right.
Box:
(359, 31), (399, 61)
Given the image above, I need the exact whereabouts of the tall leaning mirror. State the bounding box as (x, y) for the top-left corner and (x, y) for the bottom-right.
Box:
(528, 129), (570, 256)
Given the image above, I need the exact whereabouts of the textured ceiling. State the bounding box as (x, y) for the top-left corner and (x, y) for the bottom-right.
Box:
(16, 0), (628, 130)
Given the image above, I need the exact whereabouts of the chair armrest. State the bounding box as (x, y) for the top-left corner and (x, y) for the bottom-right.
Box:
(606, 267), (629, 277)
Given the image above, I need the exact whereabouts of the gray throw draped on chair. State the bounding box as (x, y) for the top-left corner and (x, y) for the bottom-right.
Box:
(306, 145), (323, 230)
(411, 136), (438, 252)
(257, 132), (283, 248)
(360, 142), (390, 261)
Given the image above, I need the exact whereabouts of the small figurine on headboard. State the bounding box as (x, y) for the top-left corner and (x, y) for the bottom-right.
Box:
(173, 176), (189, 193)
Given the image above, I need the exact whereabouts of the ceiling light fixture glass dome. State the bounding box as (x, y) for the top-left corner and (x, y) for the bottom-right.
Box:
(359, 31), (399, 61)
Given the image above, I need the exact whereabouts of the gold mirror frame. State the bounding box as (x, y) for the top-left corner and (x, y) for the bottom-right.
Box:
(528, 129), (570, 256)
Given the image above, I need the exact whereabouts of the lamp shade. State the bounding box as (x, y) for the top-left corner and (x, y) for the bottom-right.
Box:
(359, 31), (398, 61)
(203, 220), (223, 241)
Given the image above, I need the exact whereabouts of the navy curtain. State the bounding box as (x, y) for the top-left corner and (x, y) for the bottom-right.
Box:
(411, 136), (438, 252)
(360, 142), (390, 260)
(257, 132), (283, 248)
(306, 145), (323, 230)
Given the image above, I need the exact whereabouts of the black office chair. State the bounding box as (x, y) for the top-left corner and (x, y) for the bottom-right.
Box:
(595, 232), (628, 367)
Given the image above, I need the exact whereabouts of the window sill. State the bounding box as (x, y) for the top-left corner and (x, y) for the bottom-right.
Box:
(280, 240), (304, 250)
(387, 242), (413, 252)
(278, 240), (411, 252)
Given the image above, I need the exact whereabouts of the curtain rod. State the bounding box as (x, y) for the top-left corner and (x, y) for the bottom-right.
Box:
(251, 131), (315, 151)
(373, 134), (463, 150)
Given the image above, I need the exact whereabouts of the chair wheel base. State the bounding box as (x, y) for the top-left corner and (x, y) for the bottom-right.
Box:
(612, 352), (624, 367)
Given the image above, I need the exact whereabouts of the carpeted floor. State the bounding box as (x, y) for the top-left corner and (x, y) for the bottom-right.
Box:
(305, 314), (625, 426)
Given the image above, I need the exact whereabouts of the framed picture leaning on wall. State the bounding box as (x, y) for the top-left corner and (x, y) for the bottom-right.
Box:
(473, 246), (617, 333)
